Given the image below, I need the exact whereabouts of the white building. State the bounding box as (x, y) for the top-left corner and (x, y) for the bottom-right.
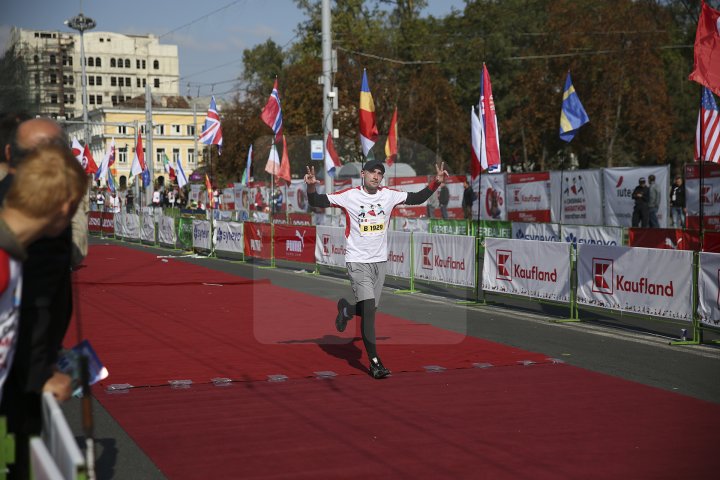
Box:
(9, 27), (179, 119)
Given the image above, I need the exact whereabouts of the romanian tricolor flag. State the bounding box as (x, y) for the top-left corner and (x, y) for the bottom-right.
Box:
(384, 106), (398, 166)
(359, 69), (378, 156)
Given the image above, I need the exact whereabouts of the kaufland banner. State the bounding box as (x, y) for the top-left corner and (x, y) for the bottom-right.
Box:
(506, 172), (552, 222)
(386, 231), (412, 279)
(213, 221), (244, 254)
(472, 173), (507, 220)
(513, 222), (560, 242)
(141, 211), (155, 243)
(158, 215), (176, 246)
(482, 238), (571, 303)
(413, 233), (476, 287)
(698, 252), (720, 327)
(550, 169), (603, 225)
(561, 225), (622, 247)
(315, 226), (346, 268)
(192, 220), (211, 250)
(577, 244), (693, 321)
(602, 166), (669, 227)
(685, 163), (720, 231)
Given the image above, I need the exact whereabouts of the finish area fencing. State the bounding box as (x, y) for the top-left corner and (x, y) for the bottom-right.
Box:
(91, 209), (720, 345)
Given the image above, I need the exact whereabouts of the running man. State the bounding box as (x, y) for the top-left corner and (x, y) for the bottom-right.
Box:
(305, 159), (447, 379)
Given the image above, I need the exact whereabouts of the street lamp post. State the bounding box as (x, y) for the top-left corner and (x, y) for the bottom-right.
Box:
(65, 12), (96, 147)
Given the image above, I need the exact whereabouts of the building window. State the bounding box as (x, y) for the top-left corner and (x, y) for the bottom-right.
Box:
(50, 54), (56, 65)
(118, 125), (127, 134)
(186, 125), (195, 136)
(62, 55), (68, 66)
(68, 56), (73, 66)
(96, 95), (102, 105)
(50, 74), (57, 84)
(172, 148), (180, 163)
(188, 149), (195, 165)
(118, 147), (127, 164)
(111, 58), (116, 68)
(142, 60), (146, 69)
(88, 57), (94, 67)
(153, 60), (159, 70)
(111, 95), (117, 106)
(172, 124), (181, 135)
(124, 59), (130, 68)
(33, 55), (39, 64)
(89, 96), (95, 105)
(34, 73), (40, 85)
(51, 94), (58, 104)
(142, 78), (146, 87)
(95, 57), (101, 67)
(35, 94), (40, 105)
(156, 148), (165, 166)
(139, 125), (146, 134)
(136, 59), (141, 69)
(125, 96), (131, 101)
(136, 78), (140, 88)
(111, 77), (117, 86)
(117, 58), (123, 68)
(155, 124), (165, 136)
(125, 77), (130, 86)
(96, 76), (102, 86)
(154, 78), (160, 88)
(70, 94), (75, 103)
(118, 77), (124, 87)
(63, 94), (68, 104)
(88, 76), (94, 86)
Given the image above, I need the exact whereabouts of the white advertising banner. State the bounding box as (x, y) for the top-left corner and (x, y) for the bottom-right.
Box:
(577, 244), (693, 321)
(698, 252), (720, 327)
(392, 217), (429, 233)
(551, 169), (604, 225)
(560, 225), (623, 246)
(192, 220), (212, 250)
(386, 231), (412, 279)
(685, 163), (720, 230)
(506, 172), (552, 222)
(286, 180), (309, 212)
(114, 213), (125, 238)
(603, 166), (669, 227)
(472, 173), (507, 221)
(512, 222), (560, 242)
(140, 211), (155, 243)
(214, 221), (244, 254)
(315, 226), (346, 268)
(190, 184), (201, 203)
(222, 188), (234, 209)
(158, 215), (176, 246)
(412, 233), (475, 287)
(482, 238), (571, 303)
(125, 214), (140, 240)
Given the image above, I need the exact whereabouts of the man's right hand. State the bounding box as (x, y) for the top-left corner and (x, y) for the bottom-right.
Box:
(43, 371), (73, 402)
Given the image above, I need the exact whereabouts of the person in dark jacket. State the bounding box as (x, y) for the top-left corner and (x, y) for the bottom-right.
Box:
(461, 178), (474, 219)
(438, 182), (450, 219)
(670, 175), (686, 229)
(632, 177), (650, 228)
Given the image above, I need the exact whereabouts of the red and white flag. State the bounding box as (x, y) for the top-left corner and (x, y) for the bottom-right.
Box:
(479, 64), (501, 172)
(689, 1), (720, 98)
(470, 106), (483, 179)
(325, 133), (341, 178)
(384, 107), (398, 166)
(261, 78), (283, 142)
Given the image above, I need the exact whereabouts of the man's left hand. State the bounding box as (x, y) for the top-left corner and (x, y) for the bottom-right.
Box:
(435, 162), (449, 183)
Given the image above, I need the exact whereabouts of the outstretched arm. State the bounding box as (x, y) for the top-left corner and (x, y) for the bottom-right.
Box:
(305, 165), (331, 208)
(405, 162), (449, 205)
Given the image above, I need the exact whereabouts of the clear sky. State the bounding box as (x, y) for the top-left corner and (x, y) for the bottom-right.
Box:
(3, 0), (465, 99)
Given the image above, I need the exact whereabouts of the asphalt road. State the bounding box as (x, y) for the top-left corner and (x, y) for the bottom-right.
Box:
(60, 237), (720, 478)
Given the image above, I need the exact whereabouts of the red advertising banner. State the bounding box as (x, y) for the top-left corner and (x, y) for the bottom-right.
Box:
(244, 222), (272, 259)
(627, 228), (700, 251)
(702, 231), (720, 252)
(506, 172), (552, 223)
(685, 162), (720, 231)
(101, 212), (115, 235)
(289, 213), (313, 226)
(88, 211), (102, 233)
(273, 224), (316, 263)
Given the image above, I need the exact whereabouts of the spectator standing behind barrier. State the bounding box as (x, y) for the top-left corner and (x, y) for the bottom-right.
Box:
(439, 182), (450, 219)
(462, 178), (474, 219)
(632, 177), (650, 227)
(95, 189), (105, 212)
(670, 175), (686, 228)
(0, 145), (87, 404)
(426, 187), (439, 218)
(109, 190), (121, 214)
(126, 189), (135, 213)
(0, 118), (86, 480)
(648, 174), (660, 228)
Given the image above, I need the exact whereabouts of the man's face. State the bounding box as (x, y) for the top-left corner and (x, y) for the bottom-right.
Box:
(362, 168), (384, 189)
(675, 177), (682, 185)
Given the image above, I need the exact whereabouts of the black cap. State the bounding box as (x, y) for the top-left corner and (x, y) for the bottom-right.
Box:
(362, 159), (385, 174)
(639, 177), (646, 183)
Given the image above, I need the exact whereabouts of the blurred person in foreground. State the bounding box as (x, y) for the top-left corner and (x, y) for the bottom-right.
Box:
(0, 118), (86, 480)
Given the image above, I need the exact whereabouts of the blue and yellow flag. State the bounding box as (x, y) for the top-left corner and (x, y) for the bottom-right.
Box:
(559, 72), (589, 142)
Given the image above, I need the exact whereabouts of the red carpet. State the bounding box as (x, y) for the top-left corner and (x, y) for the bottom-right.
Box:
(71, 245), (719, 479)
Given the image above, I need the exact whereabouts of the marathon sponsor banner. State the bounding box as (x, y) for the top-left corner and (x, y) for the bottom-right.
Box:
(603, 166), (669, 227)
(472, 173), (507, 221)
(430, 219), (470, 236)
(213, 221), (244, 254)
(698, 252), (720, 327)
(101, 212), (114, 235)
(506, 172), (552, 223)
(386, 231), (412, 279)
(391, 217), (429, 233)
(286, 180), (309, 212)
(158, 215), (176, 246)
(288, 213), (312, 226)
(482, 238), (571, 303)
(476, 220), (512, 240)
(561, 225), (623, 247)
(703, 231), (720, 253)
(551, 169), (604, 225)
(190, 184), (201, 203)
(244, 222), (272, 259)
(627, 228), (700, 251)
(315, 225), (346, 267)
(233, 183), (246, 210)
(140, 211), (155, 243)
(192, 220), (211, 250)
(113, 213), (125, 238)
(577, 244), (693, 321)
(512, 222), (560, 242)
(125, 214), (140, 240)
(274, 224), (316, 263)
(390, 175), (464, 219)
(222, 188), (235, 210)
(413, 233), (475, 287)
(685, 162), (720, 231)
(88, 211), (101, 233)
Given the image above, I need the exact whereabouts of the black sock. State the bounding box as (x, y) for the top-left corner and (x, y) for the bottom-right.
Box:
(358, 299), (378, 360)
(345, 302), (357, 317)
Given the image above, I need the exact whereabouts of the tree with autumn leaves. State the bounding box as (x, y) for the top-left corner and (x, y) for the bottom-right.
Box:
(212, 0), (707, 185)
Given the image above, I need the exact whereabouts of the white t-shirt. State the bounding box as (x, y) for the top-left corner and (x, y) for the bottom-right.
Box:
(0, 252), (22, 404)
(328, 186), (408, 263)
(109, 195), (120, 213)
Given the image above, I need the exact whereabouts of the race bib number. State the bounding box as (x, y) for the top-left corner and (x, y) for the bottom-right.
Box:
(360, 219), (385, 236)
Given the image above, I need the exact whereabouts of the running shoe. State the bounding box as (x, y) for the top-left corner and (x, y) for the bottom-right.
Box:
(369, 357), (391, 379)
(335, 298), (352, 332)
